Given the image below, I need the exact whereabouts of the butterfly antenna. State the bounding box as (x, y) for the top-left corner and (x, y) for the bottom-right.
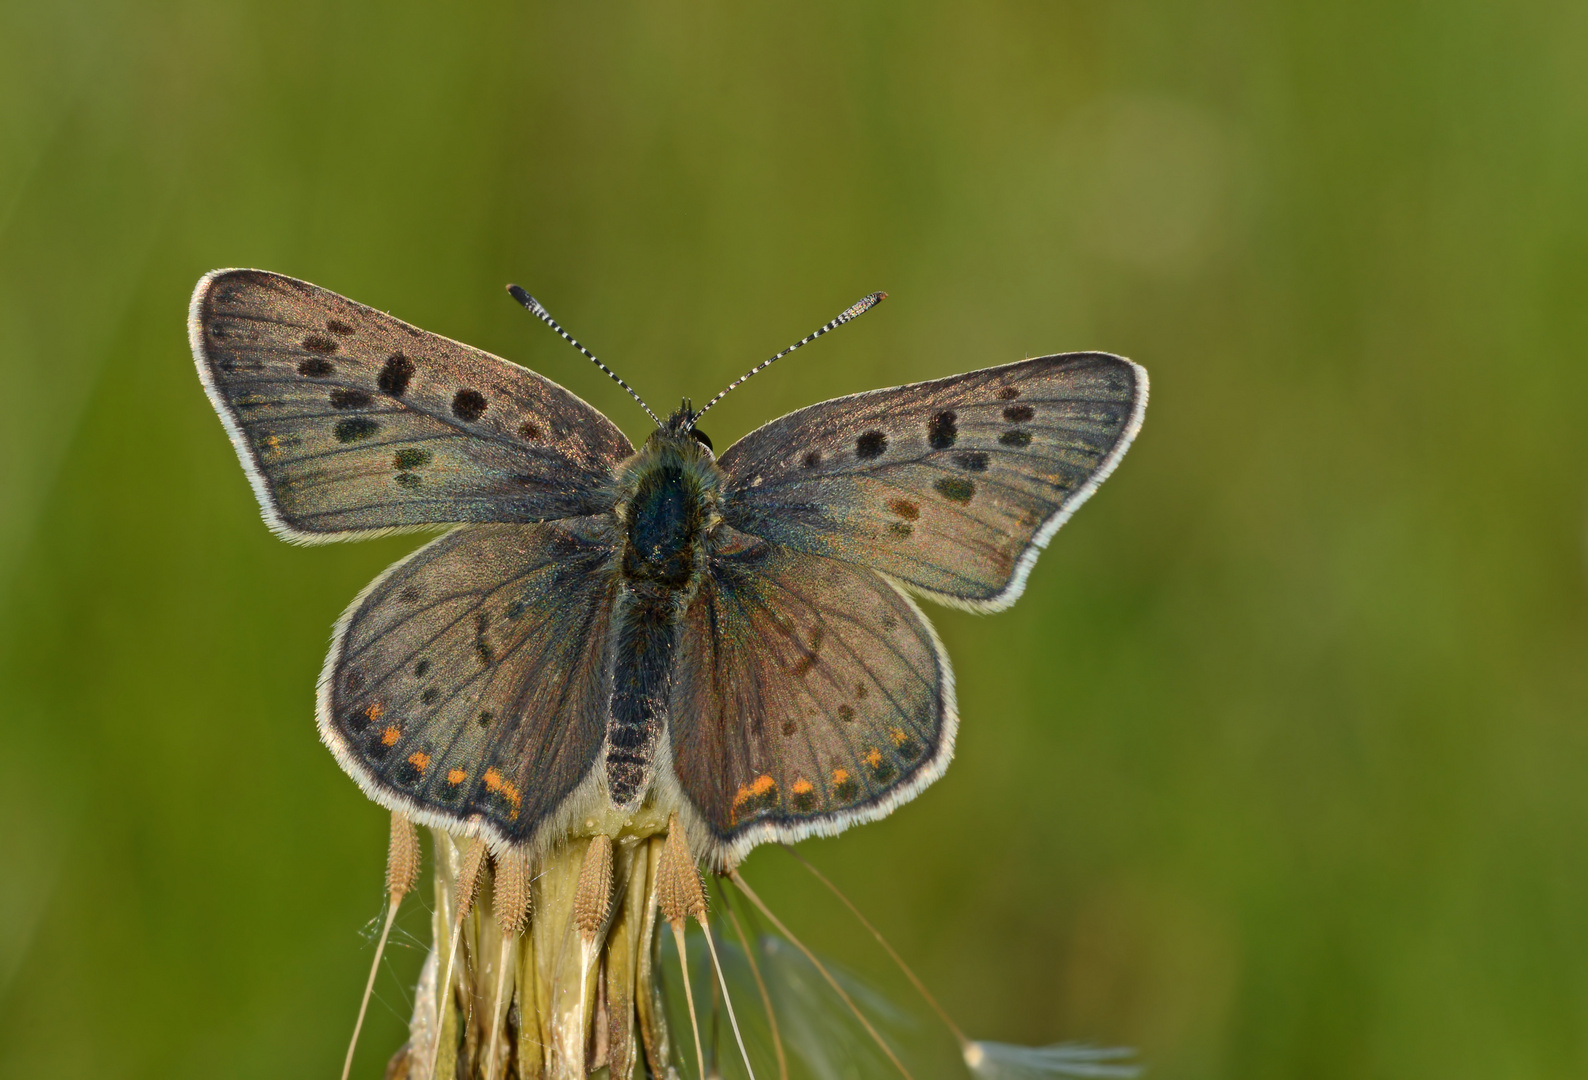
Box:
(688, 291), (887, 428)
(508, 284), (663, 428)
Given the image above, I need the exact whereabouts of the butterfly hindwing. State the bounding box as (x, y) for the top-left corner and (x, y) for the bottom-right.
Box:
(716, 353), (1146, 610)
(321, 520), (619, 847)
(190, 269), (634, 540)
(668, 532), (954, 863)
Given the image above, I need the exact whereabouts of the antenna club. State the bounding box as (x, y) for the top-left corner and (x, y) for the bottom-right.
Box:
(845, 291), (887, 319)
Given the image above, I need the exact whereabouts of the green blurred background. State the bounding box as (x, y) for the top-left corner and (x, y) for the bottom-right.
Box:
(2, 1), (1586, 1077)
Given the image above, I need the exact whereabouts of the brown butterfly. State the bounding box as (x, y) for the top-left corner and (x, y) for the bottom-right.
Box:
(191, 269), (1147, 866)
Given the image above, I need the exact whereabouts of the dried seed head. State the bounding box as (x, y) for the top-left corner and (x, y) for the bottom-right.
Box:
(344, 813), (421, 1080)
(454, 834), (489, 925)
(385, 811), (421, 901)
(492, 848), (532, 938)
(657, 815), (706, 930)
(574, 833), (615, 939)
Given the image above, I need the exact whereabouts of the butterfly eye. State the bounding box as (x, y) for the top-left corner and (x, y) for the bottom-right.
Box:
(690, 428), (714, 451)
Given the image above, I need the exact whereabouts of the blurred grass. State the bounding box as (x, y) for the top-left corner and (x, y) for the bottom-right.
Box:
(2, 1), (1586, 1077)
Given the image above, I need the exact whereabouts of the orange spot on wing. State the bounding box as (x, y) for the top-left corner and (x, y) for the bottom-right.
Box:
(831, 768), (850, 785)
(732, 775), (775, 805)
(791, 778), (814, 795)
(447, 768), (466, 785)
(730, 774), (780, 823)
(366, 702), (385, 722)
(863, 748), (883, 768)
(889, 727), (908, 746)
(483, 767), (522, 815)
(380, 725), (400, 746)
(407, 751), (431, 773)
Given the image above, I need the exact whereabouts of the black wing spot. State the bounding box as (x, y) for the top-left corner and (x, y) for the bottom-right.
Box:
(954, 451), (989, 472)
(833, 773), (860, 801)
(414, 659), (431, 677)
(344, 670), (365, 692)
(888, 521), (914, 538)
(519, 420), (542, 441)
(452, 389), (488, 421)
(478, 710), (493, 728)
(1000, 429), (1032, 448)
(377, 354), (415, 397)
(297, 357), (334, 377)
(782, 719), (798, 736)
(855, 683), (868, 698)
(326, 319), (355, 336)
(420, 688), (439, 705)
(1003, 404), (1035, 423)
(871, 758), (897, 783)
(302, 335), (338, 354)
(394, 760), (422, 785)
(394, 448), (431, 470)
(838, 705), (855, 721)
(897, 736), (922, 760)
(998, 386), (1021, 400)
(334, 417), (380, 443)
(395, 472), (421, 489)
(888, 499), (919, 520)
(856, 430), (888, 459)
(399, 586), (421, 603)
(935, 477), (975, 503)
(928, 410), (958, 449)
(792, 786), (817, 812)
(330, 388), (371, 409)
(802, 450), (822, 469)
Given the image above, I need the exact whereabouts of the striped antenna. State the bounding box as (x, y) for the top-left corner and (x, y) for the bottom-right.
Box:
(508, 285), (662, 428)
(688, 291), (887, 428)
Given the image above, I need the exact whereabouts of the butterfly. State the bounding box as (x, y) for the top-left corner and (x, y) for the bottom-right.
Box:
(190, 269), (1147, 867)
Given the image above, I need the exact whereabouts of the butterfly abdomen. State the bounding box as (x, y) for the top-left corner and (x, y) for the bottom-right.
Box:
(607, 433), (723, 806)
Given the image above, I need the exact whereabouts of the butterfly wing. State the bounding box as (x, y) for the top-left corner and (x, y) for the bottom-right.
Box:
(668, 532), (953, 865)
(190, 269), (633, 541)
(320, 519), (619, 848)
(716, 353), (1146, 610)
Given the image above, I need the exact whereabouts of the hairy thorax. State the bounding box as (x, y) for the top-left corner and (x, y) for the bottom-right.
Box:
(614, 430), (723, 597)
(603, 424), (724, 807)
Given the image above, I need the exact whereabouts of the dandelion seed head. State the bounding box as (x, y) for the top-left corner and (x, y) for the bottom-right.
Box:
(963, 1040), (1142, 1079)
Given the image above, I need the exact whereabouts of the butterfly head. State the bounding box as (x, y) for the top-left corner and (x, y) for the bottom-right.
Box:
(662, 400), (715, 455)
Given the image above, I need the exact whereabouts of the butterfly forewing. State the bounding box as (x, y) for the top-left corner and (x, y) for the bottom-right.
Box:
(717, 353), (1146, 610)
(669, 535), (954, 861)
(322, 521), (619, 846)
(191, 269), (633, 540)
